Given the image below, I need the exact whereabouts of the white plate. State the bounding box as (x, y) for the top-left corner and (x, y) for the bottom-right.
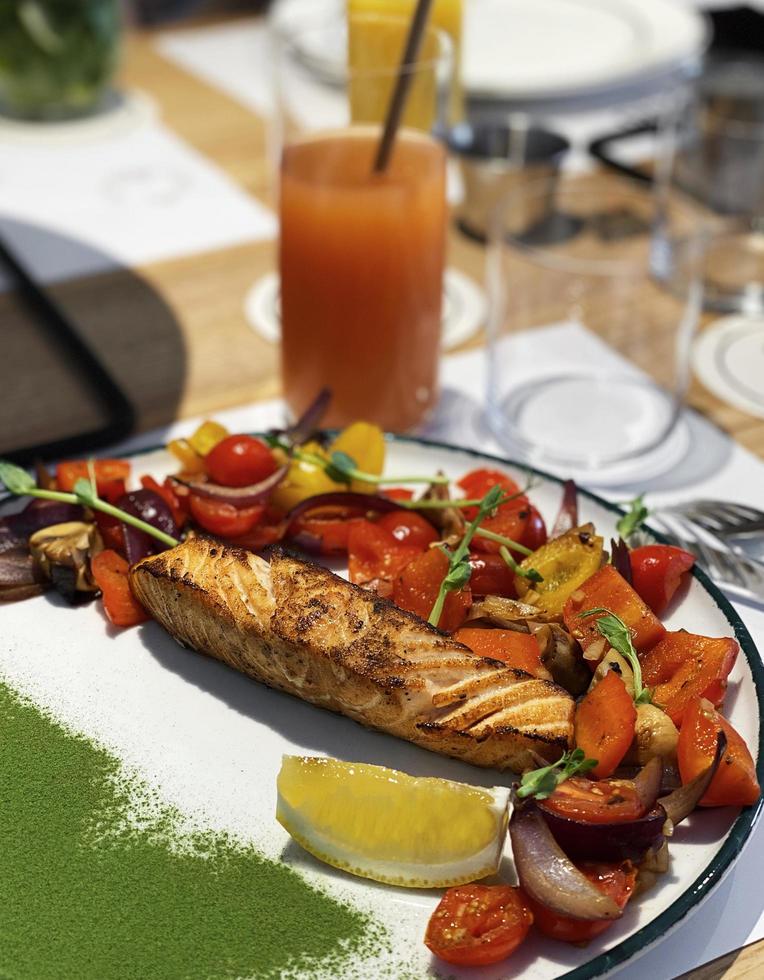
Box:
(462, 0), (708, 104)
(2, 436), (762, 979)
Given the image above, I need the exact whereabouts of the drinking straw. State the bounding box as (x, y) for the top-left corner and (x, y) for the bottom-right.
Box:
(372, 0), (435, 173)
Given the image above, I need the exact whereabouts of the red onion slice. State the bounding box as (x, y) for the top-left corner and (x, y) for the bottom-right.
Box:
(551, 480), (578, 538)
(632, 756), (663, 813)
(1, 500), (83, 554)
(279, 387), (332, 446)
(286, 492), (399, 524)
(611, 537), (633, 585)
(509, 801), (622, 920)
(175, 464), (288, 510)
(659, 731), (727, 827)
(539, 804), (666, 862)
(118, 490), (179, 566)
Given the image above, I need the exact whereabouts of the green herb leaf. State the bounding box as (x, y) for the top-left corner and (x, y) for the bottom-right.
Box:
(428, 486), (507, 628)
(0, 460), (36, 495)
(516, 748), (598, 800)
(324, 451), (356, 485)
(616, 494), (649, 540)
(577, 606), (651, 704)
(498, 545), (543, 583)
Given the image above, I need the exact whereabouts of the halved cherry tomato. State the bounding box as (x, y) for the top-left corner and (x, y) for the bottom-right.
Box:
(348, 520), (421, 587)
(640, 631), (739, 724)
(457, 468), (523, 519)
(56, 459), (130, 494)
(539, 776), (646, 824)
(93, 510), (125, 555)
(290, 506), (366, 555)
(205, 434), (278, 488)
(140, 475), (188, 529)
(376, 510), (439, 550)
(393, 547), (471, 633)
(563, 565), (666, 657)
(188, 494), (265, 537)
(454, 627), (550, 678)
(91, 549), (148, 628)
(522, 503), (548, 553)
(424, 884), (533, 967)
(383, 487), (415, 501)
(468, 552), (517, 598)
(574, 669), (637, 778)
(527, 863), (637, 944)
(224, 521), (287, 551)
(678, 698), (760, 807)
(471, 499), (531, 555)
(630, 544), (696, 615)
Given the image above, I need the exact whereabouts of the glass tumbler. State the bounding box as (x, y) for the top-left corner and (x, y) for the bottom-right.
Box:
(273, 12), (453, 432)
(486, 173), (704, 474)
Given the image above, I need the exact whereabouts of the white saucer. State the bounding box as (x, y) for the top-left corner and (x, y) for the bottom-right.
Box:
(244, 268), (485, 351)
(692, 315), (764, 420)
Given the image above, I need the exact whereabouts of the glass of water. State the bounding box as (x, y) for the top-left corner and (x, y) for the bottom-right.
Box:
(485, 173), (704, 477)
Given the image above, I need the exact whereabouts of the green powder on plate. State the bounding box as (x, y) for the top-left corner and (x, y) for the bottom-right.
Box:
(0, 681), (385, 979)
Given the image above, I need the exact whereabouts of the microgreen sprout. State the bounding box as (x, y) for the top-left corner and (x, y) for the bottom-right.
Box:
(577, 606), (652, 704)
(616, 494), (649, 540)
(0, 460), (179, 550)
(498, 545), (543, 584)
(516, 748), (598, 800)
(428, 485), (507, 628)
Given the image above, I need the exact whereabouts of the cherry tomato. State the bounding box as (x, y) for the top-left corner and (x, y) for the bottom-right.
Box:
(393, 548), (471, 633)
(528, 863), (636, 944)
(382, 487), (415, 501)
(348, 520), (422, 586)
(290, 507), (366, 556)
(56, 459), (130, 494)
(471, 499), (530, 555)
(189, 494), (265, 537)
(629, 544), (696, 615)
(140, 476), (188, 529)
(376, 510), (439, 550)
(539, 776), (647, 824)
(424, 884), (533, 967)
(205, 435), (278, 488)
(468, 553), (517, 598)
(522, 504), (548, 553)
(457, 468), (523, 519)
(678, 698), (760, 807)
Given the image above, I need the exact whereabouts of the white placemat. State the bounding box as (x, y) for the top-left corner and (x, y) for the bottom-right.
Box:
(0, 105), (276, 288)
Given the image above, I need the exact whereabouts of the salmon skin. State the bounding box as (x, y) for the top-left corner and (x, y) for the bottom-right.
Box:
(130, 537), (574, 772)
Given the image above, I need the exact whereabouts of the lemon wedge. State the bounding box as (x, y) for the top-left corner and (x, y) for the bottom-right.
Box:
(276, 756), (510, 888)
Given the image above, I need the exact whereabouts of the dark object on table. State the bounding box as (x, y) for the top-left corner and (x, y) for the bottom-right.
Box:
(0, 235), (135, 465)
(131, 0), (271, 25)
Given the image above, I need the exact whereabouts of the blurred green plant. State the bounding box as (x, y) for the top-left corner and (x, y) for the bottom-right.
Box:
(0, 0), (122, 119)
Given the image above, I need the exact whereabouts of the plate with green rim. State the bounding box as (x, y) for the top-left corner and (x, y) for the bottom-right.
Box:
(1, 433), (762, 980)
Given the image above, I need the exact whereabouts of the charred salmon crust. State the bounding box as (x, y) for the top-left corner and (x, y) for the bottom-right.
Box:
(130, 537), (574, 771)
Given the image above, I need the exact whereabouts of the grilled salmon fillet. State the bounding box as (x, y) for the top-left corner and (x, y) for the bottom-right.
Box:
(130, 537), (574, 772)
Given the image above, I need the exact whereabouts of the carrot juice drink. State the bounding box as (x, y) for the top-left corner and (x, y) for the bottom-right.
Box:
(279, 127), (447, 431)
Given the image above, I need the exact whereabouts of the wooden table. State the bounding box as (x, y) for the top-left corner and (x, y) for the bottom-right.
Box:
(2, 19), (763, 978)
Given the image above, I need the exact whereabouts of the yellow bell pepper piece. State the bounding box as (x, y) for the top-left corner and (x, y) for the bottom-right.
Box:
(330, 422), (385, 493)
(271, 440), (343, 511)
(515, 524), (605, 615)
(188, 420), (229, 457)
(167, 438), (206, 475)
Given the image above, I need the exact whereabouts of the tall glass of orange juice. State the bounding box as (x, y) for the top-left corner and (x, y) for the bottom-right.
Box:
(273, 14), (453, 431)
